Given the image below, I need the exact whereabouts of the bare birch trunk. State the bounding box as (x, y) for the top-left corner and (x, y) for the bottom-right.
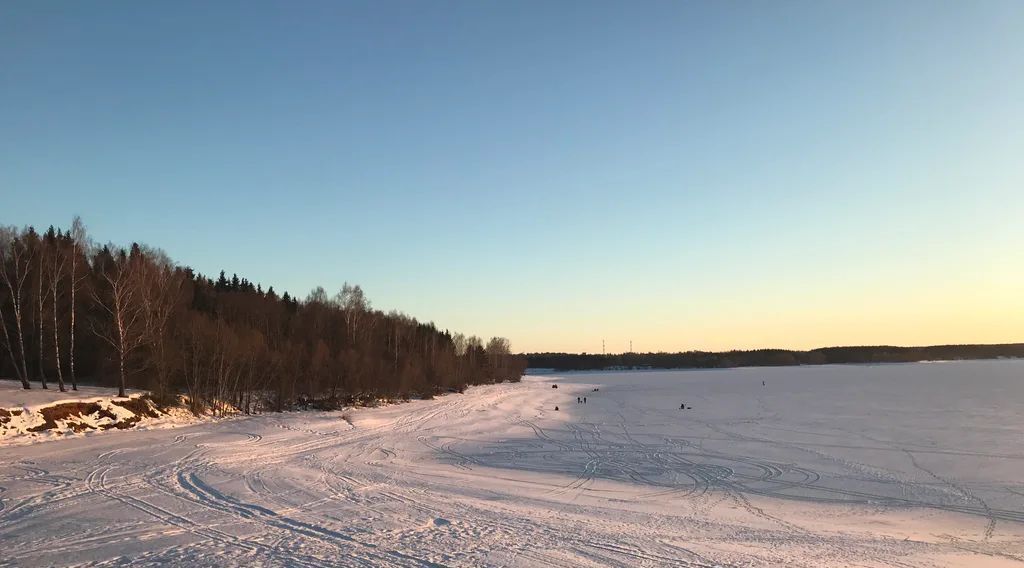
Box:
(69, 242), (78, 391)
(0, 234), (33, 388)
(36, 259), (47, 389)
(52, 274), (65, 392)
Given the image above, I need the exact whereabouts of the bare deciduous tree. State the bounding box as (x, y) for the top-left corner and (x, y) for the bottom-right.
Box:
(30, 230), (47, 388)
(90, 246), (145, 398)
(0, 227), (34, 388)
(486, 336), (512, 380)
(68, 216), (89, 391)
(137, 247), (184, 396)
(46, 230), (68, 391)
(336, 282), (370, 345)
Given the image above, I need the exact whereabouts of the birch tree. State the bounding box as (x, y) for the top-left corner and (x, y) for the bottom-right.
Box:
(46, 229), (68, 391)
(29, 230), (47, 388)
(68, 216), (89, 391)
(0, 228), (33, 388)
(336, 282), (370, 345)
(90, 246), (145, 398)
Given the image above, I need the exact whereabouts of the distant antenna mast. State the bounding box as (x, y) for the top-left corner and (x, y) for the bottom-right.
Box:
(630, 340), (633, 353)
(602, 339), (605, 355)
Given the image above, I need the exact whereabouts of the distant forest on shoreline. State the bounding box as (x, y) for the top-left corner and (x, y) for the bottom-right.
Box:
(526, 344), (1024, 372)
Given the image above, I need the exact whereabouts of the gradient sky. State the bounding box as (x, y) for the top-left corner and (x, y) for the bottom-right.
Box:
(2, 1), (1022, 353)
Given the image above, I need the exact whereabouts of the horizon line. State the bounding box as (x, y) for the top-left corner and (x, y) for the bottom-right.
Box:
(521, 341), (1024, 356)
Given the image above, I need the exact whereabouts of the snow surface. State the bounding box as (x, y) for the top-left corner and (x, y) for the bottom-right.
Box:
(0, 380), (144, 409)
(2, 360), (1024, 567)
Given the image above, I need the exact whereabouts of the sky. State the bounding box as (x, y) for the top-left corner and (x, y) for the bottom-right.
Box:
(2, 1), (1022, 354)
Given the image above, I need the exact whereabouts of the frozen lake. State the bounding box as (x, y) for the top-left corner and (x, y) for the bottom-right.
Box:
(2, 360), (1023, 566)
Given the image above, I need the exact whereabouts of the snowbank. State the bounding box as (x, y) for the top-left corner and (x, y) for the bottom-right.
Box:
(0, 379), (144, 407)
(0, 380), (197, 445)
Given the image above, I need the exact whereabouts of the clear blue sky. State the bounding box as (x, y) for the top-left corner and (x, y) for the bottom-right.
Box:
(3, 1), (1022, 353)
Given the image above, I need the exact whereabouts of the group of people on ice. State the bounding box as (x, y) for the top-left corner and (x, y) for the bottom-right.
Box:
(554, 380), (765, 412)
(553, 386), (595, 410)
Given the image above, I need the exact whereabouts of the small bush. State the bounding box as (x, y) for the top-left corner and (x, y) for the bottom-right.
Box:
(146, 391), (182, 411)
(311, 397), (344, 411)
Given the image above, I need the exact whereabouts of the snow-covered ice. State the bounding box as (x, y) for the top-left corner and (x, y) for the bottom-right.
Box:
(2, 360), (1024, 567)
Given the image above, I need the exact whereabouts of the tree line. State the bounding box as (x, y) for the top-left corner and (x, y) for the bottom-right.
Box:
(528, 344), (1024, 372)
(0, 219), (526, 412)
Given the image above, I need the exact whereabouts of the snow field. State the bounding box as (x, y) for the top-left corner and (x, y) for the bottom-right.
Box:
(2, 360), (1023, 566)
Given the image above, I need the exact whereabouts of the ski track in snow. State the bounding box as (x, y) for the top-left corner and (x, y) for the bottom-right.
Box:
(2, 360), (1024, 567)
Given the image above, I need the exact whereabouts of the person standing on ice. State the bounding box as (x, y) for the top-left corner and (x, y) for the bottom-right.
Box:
(583, 397), (587, 404)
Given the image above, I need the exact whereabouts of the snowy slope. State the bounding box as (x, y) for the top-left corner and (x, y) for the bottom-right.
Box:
(0, 381), (197, 444)
(0, 380), (146, 407)
(2, 360), (1024, 567)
